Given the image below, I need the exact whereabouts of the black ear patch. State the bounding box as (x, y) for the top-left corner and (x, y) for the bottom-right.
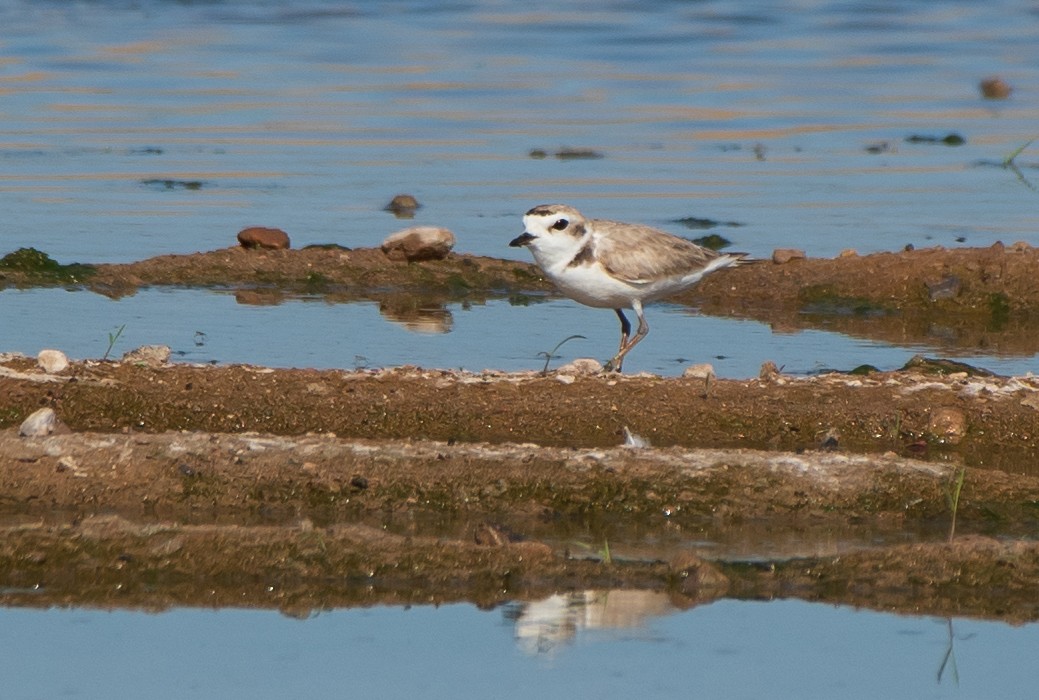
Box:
(550, 218), (569, 231)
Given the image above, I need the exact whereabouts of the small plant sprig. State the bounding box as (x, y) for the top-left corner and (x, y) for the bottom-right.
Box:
(1002, 137), (1036, 167)
(1002, 137), (1038, 192)
(537, 334), (585, 374)
(945, 465), (967, 542)
(936, 618), (960, 686)
(102, 324), (126, 360)
(569, 537), (613, 565)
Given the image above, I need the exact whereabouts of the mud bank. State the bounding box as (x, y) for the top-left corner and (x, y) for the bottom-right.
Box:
(4, 357), (1039, 473)
(5, 242), (1039, 353)
(1, 429), (1039, 622)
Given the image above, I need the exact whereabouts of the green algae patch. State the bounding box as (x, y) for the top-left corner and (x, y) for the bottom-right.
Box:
(0, 248), (96, 284)
(797, 284), (892, 317)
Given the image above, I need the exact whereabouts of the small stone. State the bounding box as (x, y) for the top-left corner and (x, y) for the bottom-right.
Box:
(669, 552), (730, 596)
(381, 226), (455, 262)
(237, 227), (290, 250)
(555, 358), (603, 375)
(474, 522), (517, 547)
(927, 275), (962, 301)
(19, 407), (60, 437)
(979, 76), (1012, 100)
(384, 194), (420, 217)
(818, 427), (840, 451)
(771, 248), (806, 264)
(37, 349), (69, 374)
(622, 426), (650, 448)
(838, 249), (858, 258)
(927, 407), (967, 445)
(554, 147), (605, 160)
(683, 363), (715, 381)
(759, 360), (781, 382)
(122, 344), (171, 367)
(1020, 394), (1039, 411)
(58, 456), (82, 475)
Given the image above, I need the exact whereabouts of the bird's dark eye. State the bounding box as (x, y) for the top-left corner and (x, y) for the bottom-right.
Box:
(550, 218), (569, 231)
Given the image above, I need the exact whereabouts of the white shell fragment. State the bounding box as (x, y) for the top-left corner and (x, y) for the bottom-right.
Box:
(37, 349), (69, 374)
(19, 407), (59, 437)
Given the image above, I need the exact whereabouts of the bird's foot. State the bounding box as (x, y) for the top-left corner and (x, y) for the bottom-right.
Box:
(603, 357), (623, 373)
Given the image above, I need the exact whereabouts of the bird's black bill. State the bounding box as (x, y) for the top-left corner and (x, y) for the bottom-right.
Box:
(509, 232), (535, 247)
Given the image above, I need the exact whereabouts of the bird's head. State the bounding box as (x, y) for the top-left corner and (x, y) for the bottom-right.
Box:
(509, 204), (588, 258)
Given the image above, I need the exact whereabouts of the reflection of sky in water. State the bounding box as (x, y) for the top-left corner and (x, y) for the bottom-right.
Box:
(0, 599), (1033, 699)
(0, 0), (1037, 265)
(4, 287), (1038, 378)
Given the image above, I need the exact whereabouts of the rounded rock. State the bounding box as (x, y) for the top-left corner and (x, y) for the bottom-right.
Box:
(555, 358), (604, 375)
(928, 407), (967, 445)
(122, 344), (172, 367)
(37, 349), (69, 374)
(979, 76), (1012, 100)
(381, 226), (455, 262)
(19, 407), (58, 437)
(772, 248), (806, 264)
(682, 363), (715, 381)
(384, 194), (420, 217)
(237, 227), (290, 250)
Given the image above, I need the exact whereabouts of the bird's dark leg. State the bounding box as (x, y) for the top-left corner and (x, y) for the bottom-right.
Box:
(606, 301), (648, 372)
(606, 307), (627, 369)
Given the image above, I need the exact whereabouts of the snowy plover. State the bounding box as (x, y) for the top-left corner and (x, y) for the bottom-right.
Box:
(510, 204), (747, 372)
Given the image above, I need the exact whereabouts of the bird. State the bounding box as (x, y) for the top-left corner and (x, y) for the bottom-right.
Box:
(509, 204), (747, 372)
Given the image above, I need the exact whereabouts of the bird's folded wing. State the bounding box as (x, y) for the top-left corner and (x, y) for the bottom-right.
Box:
(592, 220), (719, 284)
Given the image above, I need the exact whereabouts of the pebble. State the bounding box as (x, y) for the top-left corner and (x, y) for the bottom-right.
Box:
(622, 426), (650, 448)
(682, 363), (715, 381)
(381, 226), (456, 262)
(37, 349), (69, 374)
(473, 522), (513, 547)
(927, 407), (967, 445)
(384, 194), (420, 217)
(759, 360), (781, 382)
(979, 76), (1012, 100)
(122, 344), (171, 367)
(669, 552), (729, 596)
(19, 407), (60, 437)
(927, 275), (962, 301)
(772, 248), (806, 264)
(555, 358), (603, 375)
(237, 226), (291, 250)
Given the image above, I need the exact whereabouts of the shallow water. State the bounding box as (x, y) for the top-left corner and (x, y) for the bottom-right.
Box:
(5, 286), (1039, 377)
(3, 0), (1039, 377)
(0, 598), (1034, 699)
(3, 0), (1039, 687)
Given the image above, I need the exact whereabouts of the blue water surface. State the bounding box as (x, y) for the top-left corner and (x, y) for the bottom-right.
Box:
(0, 598), (1032, 700)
